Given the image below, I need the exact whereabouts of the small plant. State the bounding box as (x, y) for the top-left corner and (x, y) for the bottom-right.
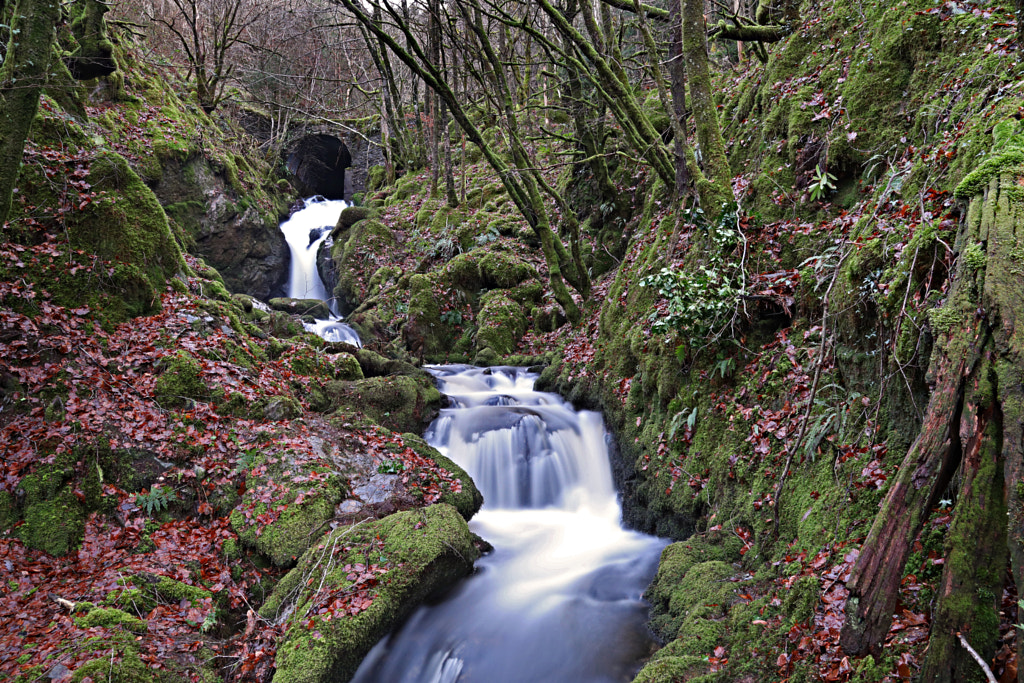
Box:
(807, 166), (837, 202)
(440, 309), (463, 325)
(135, 485), (176, 515)
(377, 459), (405, 474)
(474, 225), (500, 246)
(667, 406), (698, 440)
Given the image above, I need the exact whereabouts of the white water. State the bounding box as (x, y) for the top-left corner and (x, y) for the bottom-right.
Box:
(279, 197), (361, 345)
(352, 366), (666, 683)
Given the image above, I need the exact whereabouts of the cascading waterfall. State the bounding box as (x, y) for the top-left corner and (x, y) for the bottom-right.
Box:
(279, 197), (361, 345)
(352, 366), (667, 683)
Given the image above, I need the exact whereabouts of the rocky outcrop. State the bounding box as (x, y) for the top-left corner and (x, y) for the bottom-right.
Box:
(149, 155), (288, 300)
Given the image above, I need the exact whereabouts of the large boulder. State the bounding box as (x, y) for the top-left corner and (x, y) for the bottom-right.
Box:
(266, 504), (480, 683)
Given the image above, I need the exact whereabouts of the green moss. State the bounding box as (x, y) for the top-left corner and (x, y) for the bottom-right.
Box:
(333, 353), (364, 381)
(475, 291), (526, 356)
(231, 474), (347, 567)
(962, 241), (987, 271)
(400, 433), (483, 520)
(268, 505), (479, 683)
(954, 150), (1024, 200)
(366, 165), (387, 193)
(75, 607), (148, 634)
(67, 151), (187, 291)
(323, 374), (443, 434)
(70, 645), (153, 683)
(0, 490), (15, 531)
(21, 487), (85, 556)
(154, 351), (207, 408)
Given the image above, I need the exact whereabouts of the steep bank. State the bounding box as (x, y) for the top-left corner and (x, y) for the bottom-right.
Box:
(0, 22), (486, 683)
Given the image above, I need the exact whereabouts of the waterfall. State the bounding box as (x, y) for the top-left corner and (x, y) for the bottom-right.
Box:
(279, 197), (361, 345)
(352, 366), (666, 683)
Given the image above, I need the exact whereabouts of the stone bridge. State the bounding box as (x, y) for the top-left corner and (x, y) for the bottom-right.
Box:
(238, 110), (385, 200)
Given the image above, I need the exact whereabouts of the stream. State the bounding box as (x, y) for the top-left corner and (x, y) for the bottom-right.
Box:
(278, 200), (666, 681)
(279, 197), (361, 345)
(351, 366), (667, 683)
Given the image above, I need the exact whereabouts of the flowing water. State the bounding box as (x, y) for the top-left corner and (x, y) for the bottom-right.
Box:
(279, 197), (361, 345)
(352, 365), (667, 683)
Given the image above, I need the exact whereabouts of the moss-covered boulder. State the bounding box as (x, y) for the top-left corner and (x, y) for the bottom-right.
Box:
(231, 470), (348, 567)
(442, 247), (538, 292)
(400, 433), (483, 520)
(322, 374), (443, 434)
(21, 487), (85, 556)
(644, 532), (744, 639)
(68, 151), (186, 295)
(402, 273), (455, 361)
(267, 504), (480, 683)
(70, 644), (153, 683)
(475, 291), (527, 356)
(332, 219), (397, 310)
(75, 607), (149, 634)
(153, 351), (208, 408)
(269, 297), (331, 319)
(334, 206), (376, 233)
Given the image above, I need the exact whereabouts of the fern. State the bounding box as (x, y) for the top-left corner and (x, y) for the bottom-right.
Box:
(135, 486), (176, 515)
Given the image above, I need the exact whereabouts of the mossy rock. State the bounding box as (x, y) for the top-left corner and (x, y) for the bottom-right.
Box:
(400, 433), (483, 520)
(75, 607), (148, 634)
(645, 532), (744, 640)
(442, 248), (538, 292)
(70, 645), (153, 683)
(632, 640), (711, 683)
(268, 310), (307, 339)
(475, 291), (526, 356)
(20, 487), (85, 556)
(67, 151), (186, 294)
(332, 219), (397, 309)
(154, 351), (208, 408)
(322, 374), (443, 434)
(333, 352), (364, 381)
(231, 473), (347, 567)
(269, 297), (331, 319)
(268, 504), (480, 683)
(334, 206), (377, 234)
(263, 396), (303, 421)
(402, 273), (456, 361)
(365, 165), (387, 193)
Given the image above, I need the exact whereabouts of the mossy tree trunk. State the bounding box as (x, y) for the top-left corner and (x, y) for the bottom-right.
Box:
(0, 0), (59, 229)
(536, 0), (678, 193)
(920, 392), (1007, 682)
(842, 171), (1024, 676)
(681, 0), (733, 215)
(337, 0), (586, 322)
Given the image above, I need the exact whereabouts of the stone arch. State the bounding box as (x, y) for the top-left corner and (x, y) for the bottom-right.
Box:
(286, 134), (352, 200)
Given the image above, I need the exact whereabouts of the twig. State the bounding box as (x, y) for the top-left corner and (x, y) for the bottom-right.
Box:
(956, 632), (997, 683)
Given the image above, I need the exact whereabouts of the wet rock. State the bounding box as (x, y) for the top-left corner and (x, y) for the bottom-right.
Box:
(269, 297), (331, 319)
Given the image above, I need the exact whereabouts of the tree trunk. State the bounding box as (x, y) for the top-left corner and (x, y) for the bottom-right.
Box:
(840, 348), (970, 656)
(920, 387), (1007, 682)
(681, 0), (733, 215)
(843, 170), (1024, 671)
(0, 0), (59, 228)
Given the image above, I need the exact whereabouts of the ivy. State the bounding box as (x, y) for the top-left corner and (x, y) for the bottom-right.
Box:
(640, 207), (745, 345)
